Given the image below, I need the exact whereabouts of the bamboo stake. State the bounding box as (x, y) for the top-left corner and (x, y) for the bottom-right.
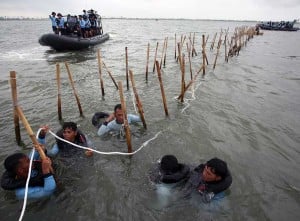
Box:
(15, 106), (47, 160)
(210, 32), (217, 51)
(155, 61), (169, 116)
(153, 42), (159, 72)
(178, 65), (203, 100)
(64, 62), (83, 116)
(192, 32), (197, 56)
(145, 43), (150, 82)
(102, 61), (119, 90)
(174, 33), (177, 59)
(205, 34), (209, 46)
(160, 38), (166, 69)
(129, 70), (147, 129)
(202, 35), (206, 75)
(56, 63), (62, 120)
(10, 71), (21, 145)
(97, 49), (105, 96)
(118, 81), (132, 153)
(125, 47), (129, 90)
(186, 42), (193, 79)
(180, 54), (185, 102)
(163, 37), (168, 68)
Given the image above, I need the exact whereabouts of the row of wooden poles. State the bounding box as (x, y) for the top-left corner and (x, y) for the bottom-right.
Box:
(10, 25), (261, 153)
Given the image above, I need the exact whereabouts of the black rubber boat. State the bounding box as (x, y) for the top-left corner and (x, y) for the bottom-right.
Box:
(39, 33), (109, 51)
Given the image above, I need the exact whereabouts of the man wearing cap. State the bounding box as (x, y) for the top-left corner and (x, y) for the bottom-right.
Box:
(49, 12), (58, 34)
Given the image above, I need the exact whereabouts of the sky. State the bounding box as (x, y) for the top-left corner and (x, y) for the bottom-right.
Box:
(0, 0), (299, 21)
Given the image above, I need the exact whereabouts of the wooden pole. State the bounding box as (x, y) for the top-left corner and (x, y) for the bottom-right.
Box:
(210, 32), (217, 51)
(186, 42), (193, 80)
(192, 32), (197, 56)
(117, 81), (132, 153)
(153, 42), (159, 72)
(174, 33), (177, 59)
(15, 106), (47, 160)
(202, 35), (206, 75)
(160, 38), (167, 69)
(9, 71), (21, 145)
(178, 65), (203, 100)
(129, 70), (147, 129)
(125, 47), (129, 90)
(64, 62), (84, 116)
(56, 63), (62, 120)
(163, 37), (168, 68)
(180, 54), (185, 102)
(97, 49), (105, 96)
(102, 61), (119, 90)
(155, 60), (169, 116)
(145, 43), (150, 82)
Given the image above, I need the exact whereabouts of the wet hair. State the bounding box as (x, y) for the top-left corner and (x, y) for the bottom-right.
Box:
(206, 158), (228, 179)
(4, 153), (27, 173)
(114, 104), (122, 112)
(62, 122), (77, 131)
(160, 155), (180, 174)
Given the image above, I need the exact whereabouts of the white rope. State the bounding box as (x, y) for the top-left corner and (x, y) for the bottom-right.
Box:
(18, 128), (43, 221)
(48, 130), (162, 156)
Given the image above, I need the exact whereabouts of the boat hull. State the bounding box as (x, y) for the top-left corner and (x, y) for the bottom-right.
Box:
(39, 33), (110, 51)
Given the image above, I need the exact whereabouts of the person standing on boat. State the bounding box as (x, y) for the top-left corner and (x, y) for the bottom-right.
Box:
(56, 13), (65, 35)
(78, 15), (86, 38)
(49, 12), (58, 34)
(90, 16), (97, 36)
(83, 15), (92, 37)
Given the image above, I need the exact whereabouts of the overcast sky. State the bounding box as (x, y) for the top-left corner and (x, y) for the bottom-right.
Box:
(1, 0), (299, 21)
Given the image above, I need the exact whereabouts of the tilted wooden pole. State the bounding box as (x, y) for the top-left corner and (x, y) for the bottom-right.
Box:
(9, 71), (21, 145)
(56, 63), (62, 120)
(64, 62), (84, 116)
(153, 42), (159, 72)
(97, 49), (105, 96)
(125, 47), (129, 90)
(155, 60), (169, 116)
(163, 37), (168, 68)
(174, 33), (177, 59)
(186, 42), (193, 80)
(118, 81), (132, 153)
(102, 61), (119, 90)
(129, 70), (147, 129)
(202, 35), (206, 75)
(180, 54), (185, 102)
(15, 106), (47, 160)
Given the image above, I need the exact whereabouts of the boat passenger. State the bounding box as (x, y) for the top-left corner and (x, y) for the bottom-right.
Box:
(97, 104), (141, 137)
(149, 155), (190, 184)
(38, 122), (93, 158)
(78, 15), (86, 38)
(90, 16), (97, 36)
(56, 13), (65, 35)
(1, 151), (56, 200)
(185, 157), (232, 203)
(84, 15), (92, 37)
(49, 12), (58, 34)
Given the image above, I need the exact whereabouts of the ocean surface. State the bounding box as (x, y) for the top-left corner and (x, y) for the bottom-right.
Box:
(0, 19), (299, 221)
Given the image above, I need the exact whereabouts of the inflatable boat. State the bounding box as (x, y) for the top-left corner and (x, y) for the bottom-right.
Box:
(39, 33), (109, 51)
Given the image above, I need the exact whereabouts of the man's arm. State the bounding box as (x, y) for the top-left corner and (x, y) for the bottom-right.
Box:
(127, 114), (141, 124)
(15, 175), (56, 199)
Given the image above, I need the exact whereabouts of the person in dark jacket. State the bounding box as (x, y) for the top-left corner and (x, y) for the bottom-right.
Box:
(1, 151), (56, 199)
(185, 157), (232, 202)
(38, 122), (93, 158)
(149, 155), (190, 184)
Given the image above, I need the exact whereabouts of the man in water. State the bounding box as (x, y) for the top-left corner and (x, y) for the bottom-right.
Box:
(38, 122), (93, 157)
(185, 157), (232, 202)
(149, 155), (190, 184)
(97, 104), (141, 137)
(1, 150), (56, 199)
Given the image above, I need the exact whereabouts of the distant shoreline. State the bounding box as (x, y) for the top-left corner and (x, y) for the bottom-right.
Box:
(0, 16), (258, 22)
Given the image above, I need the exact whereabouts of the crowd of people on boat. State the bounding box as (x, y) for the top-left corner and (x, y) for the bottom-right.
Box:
(49, 9), (103, 38)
